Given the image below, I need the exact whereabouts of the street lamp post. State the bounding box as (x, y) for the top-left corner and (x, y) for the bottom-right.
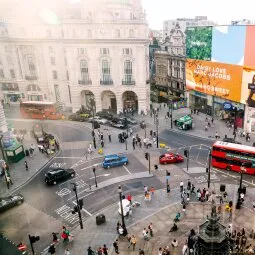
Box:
(207, 149), (212, 189)
(233, 107), (238, 141)
(71, 183), (83, 229)
(118, 185), (127, 234)
(239, 164), (246, 193)
(156, 114), (159, 148)
(142, 121), (147, 138)
(92, 167), (98, 188)
(125, 139), (127, 150)
(169, 102), (173, 129)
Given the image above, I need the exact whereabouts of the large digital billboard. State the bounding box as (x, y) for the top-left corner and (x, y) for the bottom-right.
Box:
(186, 27), (212, 61)
(244, 26), (255, 68)
(211, 26), (246, 65)
(241, 68), (255, 106)
(186, 59), (243, 102)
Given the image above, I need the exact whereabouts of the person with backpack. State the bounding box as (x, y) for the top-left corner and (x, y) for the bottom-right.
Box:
(61, 226), (69, 243)
(48, 244), (56, 255)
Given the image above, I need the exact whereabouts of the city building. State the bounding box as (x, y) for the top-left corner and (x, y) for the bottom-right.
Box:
(231, 19), (255, 25)
(0, 0), (150, 114)
(163, 16), (215, 40)
(186, 25), (255, 133)
(153, 24), (186, 104)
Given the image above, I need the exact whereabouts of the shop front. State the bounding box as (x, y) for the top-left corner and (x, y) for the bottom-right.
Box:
(244, 106), (255, 133)
(189, 91), (211, 114)
(1, 83), (21, 103)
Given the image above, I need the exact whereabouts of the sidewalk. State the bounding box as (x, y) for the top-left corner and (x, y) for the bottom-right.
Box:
(0, 132), (54, 197)
(52, 183), (255, 255)
(142, 104), (255, 146)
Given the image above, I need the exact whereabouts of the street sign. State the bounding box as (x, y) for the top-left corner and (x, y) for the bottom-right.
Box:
(223, 102), (233, 110)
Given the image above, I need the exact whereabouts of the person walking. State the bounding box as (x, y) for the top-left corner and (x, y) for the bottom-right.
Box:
(52, 232), (58, 244)
(142, 228), (149, 241)
(108, 133), (111, 143)
(113, 239), (119, 254)
(64, 249), (70, 255)
(129, 128), (133, 136)
(87, 246), (94, 255)
(187, 180), (191, 191)
(6, 176), (13, 189)
(25, 161), (28, 171)
(130, 235), (137, 251)
(48, 244), (56, 255)
(101, 139), (104, 148)
(132, 140), (135, 150)
(102, 244), (108, 255)
(148, 223), (153, 237)
(180, 181), (184, 192)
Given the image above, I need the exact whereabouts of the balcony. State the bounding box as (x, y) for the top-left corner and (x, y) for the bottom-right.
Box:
(100, 79), (113, 85)
(122, 80), (136, 85)
(25, 75), (38, 80)
(78, 79), (92, 85)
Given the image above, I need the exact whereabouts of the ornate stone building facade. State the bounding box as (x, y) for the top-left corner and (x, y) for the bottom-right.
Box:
(154, 24), (186, 101)
(0, 0), (150, 113)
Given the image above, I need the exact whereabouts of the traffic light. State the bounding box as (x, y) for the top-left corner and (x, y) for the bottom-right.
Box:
(29, 235), (40, 244)
(145, 152), (149, 160)
(78, 199), (83, 209)
(184, 149), (189, 157)
(72, 206), (78, 214)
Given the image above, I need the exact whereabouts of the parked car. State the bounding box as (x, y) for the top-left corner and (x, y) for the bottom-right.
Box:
(111, 121), (126, 129)
(88, 116), (108, 124)
(159, 153), (184, 164)
(0, 194), (24, 213)
(45, 168), (75, 185)
(96, 111), (114, 120)
(143, 138), (153, 147)
(33, 123), (44, 143)
(69, 114), (89, 122)
(103, 154), (128, 169)
(125, 117), (137, 125)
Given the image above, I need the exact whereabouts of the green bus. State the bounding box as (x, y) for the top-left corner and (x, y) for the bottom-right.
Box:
(175, 115), (193, 130)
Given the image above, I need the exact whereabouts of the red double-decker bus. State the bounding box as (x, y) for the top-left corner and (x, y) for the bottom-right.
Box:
(211, 141), (255, 175)
(20, 101), (62, 120)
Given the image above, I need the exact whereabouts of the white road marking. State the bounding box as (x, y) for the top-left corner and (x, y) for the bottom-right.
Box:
(55, 157), (83, 159)
(72, 201), (93, 216)
(89, 173), (111, 179)
(56, 188), (71, 197)
(79, 163), (102, 171)
(49, 162), (67, 168)
(123, 165), (132, 175)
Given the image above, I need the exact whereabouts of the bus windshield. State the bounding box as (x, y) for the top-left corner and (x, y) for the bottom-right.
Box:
(211, 141), (255, 175)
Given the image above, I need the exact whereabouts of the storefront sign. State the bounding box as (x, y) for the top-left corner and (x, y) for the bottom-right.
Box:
(186, 59), (243, 102)
(223, 102), (233, 110)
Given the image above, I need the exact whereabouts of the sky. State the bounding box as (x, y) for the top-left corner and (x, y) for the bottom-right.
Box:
(142, 0), (255, 30)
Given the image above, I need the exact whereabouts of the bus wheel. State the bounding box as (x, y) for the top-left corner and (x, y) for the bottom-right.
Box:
(226, 166), (231, 171)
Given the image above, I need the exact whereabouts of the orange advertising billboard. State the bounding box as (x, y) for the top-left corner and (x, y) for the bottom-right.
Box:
(186, 59), (243, 102)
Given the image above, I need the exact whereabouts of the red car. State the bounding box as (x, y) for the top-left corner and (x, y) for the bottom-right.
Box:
(159, 153), (184, 164)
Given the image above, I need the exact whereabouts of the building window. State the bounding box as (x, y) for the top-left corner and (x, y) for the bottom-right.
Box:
(27, 56), (36, 76)
(66, 70), (69, 81)
(54, 84), (60, 102)
(64, 57), (68, 66)
(100, 48), (109, 55)
(50, 57), (56, 65)
(46, 29), (52, 37)
(0, 69), (5, 79)
(52, 70), (58, 80)
(123, 48), (132, 55)
(10, 69), (15, 79)
(48, 46), (54, 53)
(102, 60), (111, 81)
(44, 94), (47, 100)
(78, 48), (86, 55)
(80, 60), (89, 81)
(0, 57), (2, 65)
(87, 29), (92, 38)
(116, 29), (120, 38)
(6, 56), (13, 65)
(129, 29), (134, 38)
(124, 60), (133, 83)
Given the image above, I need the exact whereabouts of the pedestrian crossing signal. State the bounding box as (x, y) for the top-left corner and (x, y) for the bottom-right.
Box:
(184, 149), (189, 157)
(145, 152), (149, 160)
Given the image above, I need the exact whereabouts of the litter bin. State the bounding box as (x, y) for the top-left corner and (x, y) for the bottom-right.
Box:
(220, 184), (226, 192)
(96, 214), (106, 225)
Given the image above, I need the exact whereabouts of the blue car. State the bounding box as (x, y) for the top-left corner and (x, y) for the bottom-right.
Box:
(103, 154), (128, 169)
